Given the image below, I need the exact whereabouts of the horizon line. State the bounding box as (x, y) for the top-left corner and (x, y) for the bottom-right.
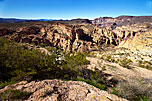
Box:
(0, 15), (152, 20)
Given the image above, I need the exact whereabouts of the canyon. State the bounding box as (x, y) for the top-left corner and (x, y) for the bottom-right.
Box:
(0, 16), (152, 101)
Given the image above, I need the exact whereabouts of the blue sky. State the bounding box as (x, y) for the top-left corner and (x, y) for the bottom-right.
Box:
(0, 0), (152, 20)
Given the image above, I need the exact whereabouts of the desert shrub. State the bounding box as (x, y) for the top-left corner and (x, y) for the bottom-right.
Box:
(105, 55), (115, 63)
(0, 37), (60, 82)
(132, 96), (150, 101)
(119, 58), (132, 69)
(138, 60), (144, 67)
(62, 52), (111, 91)
(115, 78), (152, 101)
(39, 43), (46, 47)
(138, 60), (152, 70)
(104, 55), (133, 69)
(0, 38), (90, 83)
(105, 55), (111, 61)
(0, 89), (31, 100)
(84, 79), (106, 90)
(72, 67), (114, 90)
(112, 87), (119, 96)
(73, 78), (106, 90)
(45, 46), (57, 53)
(87, 51), (96, 57)
(85, 68), (106, 90)
(0, 80), (16, 89)
(144, 64), (152, 70)
(114, 59), (119, 63)
(101, 66), (106, 71)
(63, 52), (89, 69)
(0, 37), (114, 94)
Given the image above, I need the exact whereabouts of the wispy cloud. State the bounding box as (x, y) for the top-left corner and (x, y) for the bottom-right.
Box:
(147, 0), (152, 8)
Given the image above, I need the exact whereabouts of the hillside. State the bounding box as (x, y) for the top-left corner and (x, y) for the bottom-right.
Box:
(92, 16), (152, 28)
(0, 16), (152, 101)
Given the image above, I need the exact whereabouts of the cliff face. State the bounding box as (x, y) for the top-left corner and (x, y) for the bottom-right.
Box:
(0, 21), (151, 54)
(0, 23), (120, 52)
(118, 31), (152, 61)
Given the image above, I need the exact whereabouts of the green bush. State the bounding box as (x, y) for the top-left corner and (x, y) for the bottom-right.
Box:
(0, 38), (91, 84)
(138, 60), (152, 70)
(0, 37), (113, 95)
(0, 89), (31, 100)
(105, 55), (116, 63)
(0, 80), (16, 89)
(132, 96), (150, 101)
(119, 58), (132, 69)
(0, 37), (60, 82)
(112, 87), (119, 96)
(72, 67), (111, 90)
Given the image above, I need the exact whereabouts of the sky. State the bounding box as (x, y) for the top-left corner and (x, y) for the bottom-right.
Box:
(0, 0), (152, 20)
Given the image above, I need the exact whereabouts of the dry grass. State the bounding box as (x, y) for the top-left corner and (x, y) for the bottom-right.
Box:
(115, 78), (152, 100)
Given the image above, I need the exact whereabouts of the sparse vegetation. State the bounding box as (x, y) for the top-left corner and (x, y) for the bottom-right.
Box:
(119, 58), (132, 69)
(0, 80), (16, 89)
(0, 37), (111, 92)
(112, 87), (119, 96)
(114, 78), (152, 101)
(104, 55), (133, 69)
(0, 89), (31, 100)
(105, 55), (115, 63)
(138, 60), (152, 70)
(0, 37), (152, 100)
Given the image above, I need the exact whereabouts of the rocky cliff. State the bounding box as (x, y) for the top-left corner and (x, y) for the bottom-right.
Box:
(0, 22), (144, 53)
(0, 23), (120, 52)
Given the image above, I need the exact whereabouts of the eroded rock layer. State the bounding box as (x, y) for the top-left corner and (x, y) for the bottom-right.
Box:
(1, 22), (147, 53)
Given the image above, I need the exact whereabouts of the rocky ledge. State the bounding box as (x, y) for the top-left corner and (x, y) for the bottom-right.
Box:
(0, 80), (127, 101)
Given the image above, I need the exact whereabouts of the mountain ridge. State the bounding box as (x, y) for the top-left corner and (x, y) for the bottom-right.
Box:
(1, 15), (152, 24)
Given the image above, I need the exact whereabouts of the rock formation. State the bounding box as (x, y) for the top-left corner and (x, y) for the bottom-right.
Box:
(0, 80), (127, 101)
(0, 23), (121, 52)
(0, 16), (152, 101)
(1, 20), (152, 54)
(92, 16), (152, 28)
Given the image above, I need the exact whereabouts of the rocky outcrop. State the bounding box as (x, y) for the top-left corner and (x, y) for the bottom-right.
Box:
(0, 19), (151, 53)
(0, 28), (14, 36)
(0, 80), (127, 101)
(118, 31), (152, 60)
(0, 23), (122, 52)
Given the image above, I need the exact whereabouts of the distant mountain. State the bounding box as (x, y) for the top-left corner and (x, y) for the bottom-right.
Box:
(0, 18), (93, 24)
(0, 18), (54, 23)
(70, 19), (92, 24)
(92, 16), (152, 28)
(1, 16), (152, 25)
(37, 19), (54, 21)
